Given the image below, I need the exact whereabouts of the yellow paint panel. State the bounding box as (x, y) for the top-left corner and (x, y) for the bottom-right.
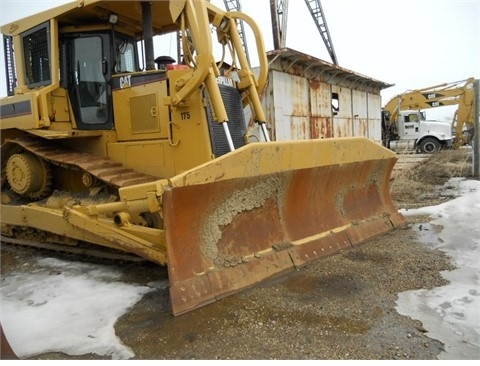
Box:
(108, 140), (175, 178)
(112, 77), (169, 142)
(0, 93), (39, 130)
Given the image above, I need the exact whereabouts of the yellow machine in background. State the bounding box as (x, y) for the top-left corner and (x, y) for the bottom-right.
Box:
(0, 0), (405, 315)
(382, 78), (475, 153)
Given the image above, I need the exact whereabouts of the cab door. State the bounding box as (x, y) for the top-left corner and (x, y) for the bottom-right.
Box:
(66, 33), (113, 130)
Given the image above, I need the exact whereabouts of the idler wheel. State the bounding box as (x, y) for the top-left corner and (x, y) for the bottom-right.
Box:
(6, 152), (52, 199)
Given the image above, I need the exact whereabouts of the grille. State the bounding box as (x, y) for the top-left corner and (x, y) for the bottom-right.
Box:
(129, 94), (160, 133)
(205, 84), (246, 157)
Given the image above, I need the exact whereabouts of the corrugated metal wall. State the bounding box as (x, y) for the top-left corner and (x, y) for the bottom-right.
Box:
(352, 89), (368, 137)
(368, 93), (382, 141)
(310, 79), (332, 138)
(256, 70), (383, 142)
(271, 71), (310, 140)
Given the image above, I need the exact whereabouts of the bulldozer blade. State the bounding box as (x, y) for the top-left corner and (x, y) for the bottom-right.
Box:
(163, 137), (406, 315)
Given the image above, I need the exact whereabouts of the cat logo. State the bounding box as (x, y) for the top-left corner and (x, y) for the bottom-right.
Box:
(120, 75), (132, 89)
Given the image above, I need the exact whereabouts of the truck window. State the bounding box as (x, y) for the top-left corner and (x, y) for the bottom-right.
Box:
(408, 114), (418, 122)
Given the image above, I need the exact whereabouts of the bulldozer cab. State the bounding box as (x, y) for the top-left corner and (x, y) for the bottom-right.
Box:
(22, 23), (118, 129)
(62, 30), (147, 129)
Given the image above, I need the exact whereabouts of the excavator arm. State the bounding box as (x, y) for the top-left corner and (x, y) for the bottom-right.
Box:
(383, 78), (475, 148)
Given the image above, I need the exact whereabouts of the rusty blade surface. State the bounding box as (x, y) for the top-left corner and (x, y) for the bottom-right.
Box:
(163, 138), (406, 315)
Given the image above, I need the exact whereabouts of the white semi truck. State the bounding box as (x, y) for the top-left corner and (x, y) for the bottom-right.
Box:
(381, 78), (475, 153)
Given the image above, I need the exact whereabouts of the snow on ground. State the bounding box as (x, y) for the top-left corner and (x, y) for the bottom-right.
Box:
(0, 178), (479, 360)
(1, 258), (161, 360)
(397, 178), (480, 360)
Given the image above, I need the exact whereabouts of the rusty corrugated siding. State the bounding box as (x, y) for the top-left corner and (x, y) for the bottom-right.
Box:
(368, 94), (382, 142)
(311, 116), (333, 138)
(352, 90), (368, 138)
(251, 54), (387, 143)
(310, 80), (332, 138)
(271, 70), (310, 141)
(331, 86), (353, 137)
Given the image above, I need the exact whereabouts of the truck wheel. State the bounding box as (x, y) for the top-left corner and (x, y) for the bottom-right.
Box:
(418, 137), (441, 154)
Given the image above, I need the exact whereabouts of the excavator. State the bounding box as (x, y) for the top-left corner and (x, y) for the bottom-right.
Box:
(382, 78), (476, 153)
(0, 0), (405, 316)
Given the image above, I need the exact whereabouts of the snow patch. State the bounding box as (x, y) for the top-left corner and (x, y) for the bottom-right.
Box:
(1, 258), (153, 360)
(397, 178), (480, 360)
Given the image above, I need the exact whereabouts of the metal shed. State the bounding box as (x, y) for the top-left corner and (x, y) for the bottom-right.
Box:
(247, 48), (393, 143)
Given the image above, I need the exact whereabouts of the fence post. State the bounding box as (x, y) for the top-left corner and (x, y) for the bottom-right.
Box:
(473, 79), (479, 179)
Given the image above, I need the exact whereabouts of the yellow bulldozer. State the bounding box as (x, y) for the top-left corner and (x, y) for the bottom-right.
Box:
(0, 0), (405, 316)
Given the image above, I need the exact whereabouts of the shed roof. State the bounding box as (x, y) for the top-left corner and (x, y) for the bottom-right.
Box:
(267, 48), (393, 94)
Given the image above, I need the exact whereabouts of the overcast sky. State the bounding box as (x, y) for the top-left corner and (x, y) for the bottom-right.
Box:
(1, 0), (479, 119)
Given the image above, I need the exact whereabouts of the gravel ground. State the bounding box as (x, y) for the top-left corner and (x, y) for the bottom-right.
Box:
(1, 148), (474, 360)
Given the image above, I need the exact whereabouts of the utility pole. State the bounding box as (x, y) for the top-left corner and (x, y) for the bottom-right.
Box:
(473, 79), (480, 179)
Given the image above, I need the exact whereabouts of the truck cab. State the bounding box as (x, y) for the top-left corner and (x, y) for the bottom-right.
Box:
(383, 110), (453, 153)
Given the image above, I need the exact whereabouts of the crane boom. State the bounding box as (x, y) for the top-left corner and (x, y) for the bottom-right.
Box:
(269, 0), (337, 65)
(223, 0), (251, 64)
(303, 0), (338, 65)
(270, 0), (289, 50)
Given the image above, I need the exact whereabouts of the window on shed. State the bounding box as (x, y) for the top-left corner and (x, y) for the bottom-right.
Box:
(331, 92), (339, 115)
(22, 22), (51, 88)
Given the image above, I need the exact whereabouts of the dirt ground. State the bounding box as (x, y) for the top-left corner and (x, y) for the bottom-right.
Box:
(0, 147), (475, 360)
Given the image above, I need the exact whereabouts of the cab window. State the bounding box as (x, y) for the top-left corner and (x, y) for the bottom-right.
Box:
(73, 36), (108, 125)
(114, 36), (137, 73)
(22, 22), (51, 88)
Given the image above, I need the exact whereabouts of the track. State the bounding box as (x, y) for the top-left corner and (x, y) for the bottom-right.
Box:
(1, 135), (161, 264)
(4, 135), (158, 189)
(0, 235), (146, 263)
